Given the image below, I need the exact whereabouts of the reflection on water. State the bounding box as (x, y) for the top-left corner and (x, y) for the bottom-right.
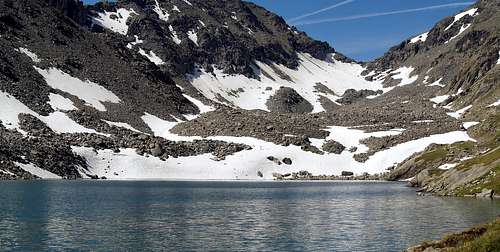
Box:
(1, 181), (499, 251)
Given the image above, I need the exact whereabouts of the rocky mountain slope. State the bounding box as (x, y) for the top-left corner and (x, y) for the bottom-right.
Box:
(0, 0), (498, 184)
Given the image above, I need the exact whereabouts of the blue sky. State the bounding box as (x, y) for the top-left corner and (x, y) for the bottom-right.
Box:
(82, 0), (474, 61)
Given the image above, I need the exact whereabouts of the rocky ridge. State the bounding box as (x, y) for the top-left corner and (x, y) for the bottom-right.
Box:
(0, 0), (498, 181)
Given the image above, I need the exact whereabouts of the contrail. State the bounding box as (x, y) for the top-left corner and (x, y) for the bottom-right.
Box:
(292, 2), (474, 26)
(288, 0), (355, 22)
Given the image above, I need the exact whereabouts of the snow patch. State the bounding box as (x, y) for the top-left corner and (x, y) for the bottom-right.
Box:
(44, 112), (101, 134)
(231, 12), (238, 20)
(102, 120), (142, 133)
(391, 67), (418, 86)
(445, 8), (478, 31)
(410, 32), (428, 44)
(48, 93), (77, 112)
(182, 94), (215, 120)
(15, 162), (61, 179)
(16, 47), (41, 63)
(0, 90), (98, 134)
(126, 35), (143, 49)
(141, 113), (184, 140)
(182, 0), (193, 6)
(187, 30), (199, 46)
(92, 8), (137, 35)
(0, 169), (14, 176)
(153, 0), (169, 22)
(430, 95), (450, 104)
(324, 126), (405, 154)
(447, 105), (472, 119)
(445, 24), (472, 44)
(169, 25), (182, 45)
(189, 53), (389, 113)
(462, 121), (479, 129)
(438, 163), (458, 170)
(487, 99), (500, 107)
(35, 67), (121, 112)
(428, 78), (445, 87)
(138, 48), (165, 65)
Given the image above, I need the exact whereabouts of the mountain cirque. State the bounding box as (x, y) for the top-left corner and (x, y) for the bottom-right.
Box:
(0, 0), (498, 187)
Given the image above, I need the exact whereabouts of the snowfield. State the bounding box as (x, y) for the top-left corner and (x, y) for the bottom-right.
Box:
(35, 67), (121, 111)
(189, 53), (389, 113)
(0, 90), (100, 135)
(74, 113), (475, 180)
(48, 93), (78, 112)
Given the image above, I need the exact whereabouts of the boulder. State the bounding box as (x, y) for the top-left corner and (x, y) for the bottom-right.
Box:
(322, 140), (345, 154)
(265, 87), (313, 113)
(476, 188), (494, 198)
(151, 144), (164, 157)
(341, 171), (354, 176)
(282, 157), (292, 165)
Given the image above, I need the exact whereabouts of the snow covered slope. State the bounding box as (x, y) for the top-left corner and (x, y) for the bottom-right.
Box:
(0, 0), (496, 182)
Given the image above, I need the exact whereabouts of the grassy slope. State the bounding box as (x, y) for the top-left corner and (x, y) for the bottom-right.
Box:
(408, 218), (500, 252)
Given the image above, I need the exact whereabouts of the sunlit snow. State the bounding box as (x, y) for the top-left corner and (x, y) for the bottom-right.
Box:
(35, 67), (121, 112)
(487, 99), (500, 107)
(187, 30), (199, 46)
(462, 121), (479, 129)
(15, 162), (62, 179)
(410, 32), (428, 44)
(430, 95), (450, 104)
(102, 120), (142, 133)
(428, 78), (445, 87)
(91, 8), (137, 35)
(438, 163), (458, 170)
(153, 0), (169, 22)
(48, 93), (77, 112)
(0, 90), (96, 134)
(189, 53), (388, 113)
(169, 25), (182, 45)
(138, 48), (165, 65)
(447, 105), (472, 119)
(16, 47), (41, 63)
(391, 67), (418, 86)
(445, 23), (472, 44)
(445, 8), (478, 31)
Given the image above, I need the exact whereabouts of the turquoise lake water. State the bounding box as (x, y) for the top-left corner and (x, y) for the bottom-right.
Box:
(1, 181), (499, 251)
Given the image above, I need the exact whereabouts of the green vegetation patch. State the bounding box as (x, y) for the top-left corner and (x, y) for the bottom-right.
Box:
(411, 218), (500, 252)
(457, 147), (500, 172)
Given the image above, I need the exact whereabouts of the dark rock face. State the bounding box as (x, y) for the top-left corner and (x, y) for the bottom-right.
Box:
(282, 157), (292, 165)
(341, 171), (354, 177)
(87, 0), (344, 78)
(322, 140), (345, 154)
(0, 126), (85, 179)
(266, 87), (313, 113)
